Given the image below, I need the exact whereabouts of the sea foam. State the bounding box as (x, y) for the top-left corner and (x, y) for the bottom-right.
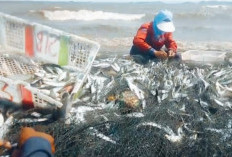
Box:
(41, 10), (145, 21)
(203, 5), (229, 10)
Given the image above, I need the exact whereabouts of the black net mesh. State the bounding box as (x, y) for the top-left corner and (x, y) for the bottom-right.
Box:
(1, 58), (232, 157)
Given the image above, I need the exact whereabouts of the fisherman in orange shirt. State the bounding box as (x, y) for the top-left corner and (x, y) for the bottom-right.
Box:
(130, 10), (181, 64)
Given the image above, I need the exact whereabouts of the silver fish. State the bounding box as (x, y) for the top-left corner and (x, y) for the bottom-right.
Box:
(0, 112), (4, 126)
(89, 128), (116, 144)
(137, 122), (184, 143)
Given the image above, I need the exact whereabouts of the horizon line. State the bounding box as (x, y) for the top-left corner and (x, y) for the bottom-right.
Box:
(0, 0), (232, 3)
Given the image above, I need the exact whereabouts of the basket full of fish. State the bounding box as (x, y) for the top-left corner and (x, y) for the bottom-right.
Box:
(0, 54), (80, 109)
(0, 12), (100, 111)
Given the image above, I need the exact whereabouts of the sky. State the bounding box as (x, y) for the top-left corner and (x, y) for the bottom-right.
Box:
(0, 0), (232, 2)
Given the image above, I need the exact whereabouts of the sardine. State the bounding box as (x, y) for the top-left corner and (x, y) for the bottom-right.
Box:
(126, 78), (145, 100)
(0, 112), (4, 126)
(0, 116), (13, 139)
(42, 80), (66, 87)
(90, 128), (116, 144)
(92, 62), (111, 68)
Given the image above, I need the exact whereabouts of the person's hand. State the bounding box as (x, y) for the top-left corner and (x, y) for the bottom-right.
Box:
(19, 127), (55, 153)
(154, 50), (168, 59)
(168, 50), (175, 58)
(0, 139), (11, 149)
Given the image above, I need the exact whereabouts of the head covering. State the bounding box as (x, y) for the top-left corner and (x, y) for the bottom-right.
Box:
(153, 10), (175, 39)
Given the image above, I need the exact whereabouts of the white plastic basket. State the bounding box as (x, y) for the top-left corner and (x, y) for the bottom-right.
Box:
(0, 12), (100, 109)
(5, 20), (25, 52)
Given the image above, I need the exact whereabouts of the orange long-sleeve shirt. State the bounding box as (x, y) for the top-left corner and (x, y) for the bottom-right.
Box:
(133, 22), (177, 53)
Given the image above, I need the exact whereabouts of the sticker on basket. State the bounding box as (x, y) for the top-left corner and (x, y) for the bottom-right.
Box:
(20, 85), (34, 108)
(25, 25), (34, 57)
(34, 27), (60, 64)
(58, 36), (69, 66)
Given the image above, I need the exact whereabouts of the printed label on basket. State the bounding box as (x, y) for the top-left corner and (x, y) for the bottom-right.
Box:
(58, 36), (69, 66)
(34, 26), (60, 64)
(20, 85), (34, 108)
(25, 25), (34, 57)
(0, 81), (22, 104)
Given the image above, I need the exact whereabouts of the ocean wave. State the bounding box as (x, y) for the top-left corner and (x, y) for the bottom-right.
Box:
(176, 6), (231, 18)
(203, 5), (229, 10)
(175, 12), (212, 18)
(40, 10), (145, 21)
(29, 10), (36, 13)
(53, 6), (62, 9)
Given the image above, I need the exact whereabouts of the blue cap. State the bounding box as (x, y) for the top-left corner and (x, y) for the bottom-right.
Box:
(153, 10), (175, 39)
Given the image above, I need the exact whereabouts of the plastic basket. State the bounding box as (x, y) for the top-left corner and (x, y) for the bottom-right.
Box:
(0, 12), (100, 109)
(5, 20), (25, 52)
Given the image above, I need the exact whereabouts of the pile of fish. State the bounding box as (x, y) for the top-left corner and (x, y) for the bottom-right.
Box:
(30, 63), (78, 101)
(61, 56), (232, 156)
(0, 54), (79, 102)
(0, 54), (79, 146)
(1, 54), (232, 156)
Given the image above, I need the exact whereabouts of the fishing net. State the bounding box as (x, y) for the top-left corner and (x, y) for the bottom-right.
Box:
(1, 57), (232, 157)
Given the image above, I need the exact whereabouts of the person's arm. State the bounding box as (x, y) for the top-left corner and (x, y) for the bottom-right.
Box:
(20, 137), (53, 157)
(164, 33), (177, 57)
(133, 23), (154, 55)
(12, 127), (55, 157)
(133, 23), (168, 59)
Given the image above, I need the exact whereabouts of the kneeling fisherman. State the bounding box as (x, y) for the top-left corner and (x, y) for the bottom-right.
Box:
(130, 10), (181, 64)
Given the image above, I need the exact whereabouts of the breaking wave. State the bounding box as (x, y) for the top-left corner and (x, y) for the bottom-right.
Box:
(40, 10), (145, 21)
(176, 6), (231, 18)
(203, 5), (229, 10)
(176, 12), (218, 18)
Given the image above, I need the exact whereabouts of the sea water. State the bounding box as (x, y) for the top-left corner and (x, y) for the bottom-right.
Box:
(0, 1), (232, 57)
